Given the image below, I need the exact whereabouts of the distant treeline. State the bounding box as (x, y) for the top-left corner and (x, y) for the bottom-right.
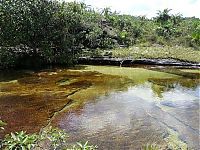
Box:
(0, 0), (200, 69)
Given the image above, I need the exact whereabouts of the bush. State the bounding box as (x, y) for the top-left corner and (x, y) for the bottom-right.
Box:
(0, 0), (199, 69)
(3, 131), (38, 150)
(1, 126), (97, 150)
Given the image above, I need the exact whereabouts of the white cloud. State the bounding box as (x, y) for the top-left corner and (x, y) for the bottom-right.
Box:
(63, 0), (200, 18)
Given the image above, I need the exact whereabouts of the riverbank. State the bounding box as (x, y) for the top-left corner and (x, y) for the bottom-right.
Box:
(79, 46), (200, 67)
(112, 46), (200, 63)
(78, 57), (200, 68)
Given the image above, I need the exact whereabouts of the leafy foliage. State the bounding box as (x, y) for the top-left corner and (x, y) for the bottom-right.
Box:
(40, 126), (68, 149)
(1, 126), (97, 150)
(191, 22), (200, 45)
(0, 0), (199, 69)
(155, 9), (182, 39)
(73, 141), (98, 150)
(3, 131), (38, 150)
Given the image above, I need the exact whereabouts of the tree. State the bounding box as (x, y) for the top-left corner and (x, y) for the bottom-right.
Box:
(156, 9), (172, 24)
(155, 9), (182, 39)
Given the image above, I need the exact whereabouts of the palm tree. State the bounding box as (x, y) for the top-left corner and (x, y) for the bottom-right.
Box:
(156, 8), (172, 24)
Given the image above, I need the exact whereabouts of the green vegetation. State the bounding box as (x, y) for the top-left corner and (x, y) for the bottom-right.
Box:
(112, 46), (200, 63)
(0, 122), (172, 150)
(0, 0), (200, 69)
(1, 125), (97, 150)
(85, 65), (180, 84)
(3, 131), (38, 150)
(1, 119), (97, 149)
(164, 129), (188, 150)
(1, 126), (159, 150)
(81, 46), (200, 63)
(1, 124), (188, 150)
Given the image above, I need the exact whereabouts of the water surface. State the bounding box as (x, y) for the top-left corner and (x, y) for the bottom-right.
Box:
(0, 65), (199, 149)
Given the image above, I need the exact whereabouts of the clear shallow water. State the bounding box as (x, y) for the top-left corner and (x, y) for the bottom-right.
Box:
(0, 66), (199, 149)
(56, 82), (199, 150)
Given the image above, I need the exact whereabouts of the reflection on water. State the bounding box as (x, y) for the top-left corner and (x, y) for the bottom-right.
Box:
(0, 65), (199, 149)
(56, 82), (199, 149)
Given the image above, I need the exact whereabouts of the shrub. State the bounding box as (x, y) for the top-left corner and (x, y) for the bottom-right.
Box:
(3, 131), (38, 150)
(1, 126), (97, 150)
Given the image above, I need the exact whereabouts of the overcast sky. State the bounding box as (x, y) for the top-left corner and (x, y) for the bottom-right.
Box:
(63, 0), (200, 18)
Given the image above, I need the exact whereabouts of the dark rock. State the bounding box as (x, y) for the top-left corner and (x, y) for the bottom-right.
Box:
(78, 57), (200, 68)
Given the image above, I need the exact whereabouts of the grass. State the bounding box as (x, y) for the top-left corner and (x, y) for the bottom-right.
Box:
(81, 46), (200, 63)
(112, 46), (200, 63)
(179, 69), (200, 73)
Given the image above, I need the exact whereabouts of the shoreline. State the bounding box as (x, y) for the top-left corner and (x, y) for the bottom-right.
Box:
(78, 57), (200, 68)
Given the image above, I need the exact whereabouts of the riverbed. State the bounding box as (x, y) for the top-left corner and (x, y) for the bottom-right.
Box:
(0, 65), (199, 149)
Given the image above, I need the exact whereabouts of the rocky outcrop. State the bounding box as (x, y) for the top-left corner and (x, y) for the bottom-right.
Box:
(78, 57), (200, 68)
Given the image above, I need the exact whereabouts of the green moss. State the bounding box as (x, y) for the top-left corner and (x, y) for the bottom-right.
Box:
(85, 65), (180, 84)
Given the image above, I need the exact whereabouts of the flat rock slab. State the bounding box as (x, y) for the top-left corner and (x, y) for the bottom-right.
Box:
(78, 57), (200, 68)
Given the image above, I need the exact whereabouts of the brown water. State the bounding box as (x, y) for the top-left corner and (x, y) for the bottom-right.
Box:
(0, 65), (199, 149)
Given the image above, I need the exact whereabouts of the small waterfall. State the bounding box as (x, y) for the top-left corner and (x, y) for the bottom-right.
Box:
(120, 59), (125, 67)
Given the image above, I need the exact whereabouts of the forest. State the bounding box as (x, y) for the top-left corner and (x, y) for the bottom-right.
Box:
(0, 0), (200, 69)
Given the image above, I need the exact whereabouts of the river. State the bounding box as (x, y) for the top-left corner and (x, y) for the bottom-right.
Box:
(0, 65), (199, 149)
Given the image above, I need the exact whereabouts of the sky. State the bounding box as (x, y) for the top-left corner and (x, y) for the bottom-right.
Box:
(63, 0), (200, 18)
